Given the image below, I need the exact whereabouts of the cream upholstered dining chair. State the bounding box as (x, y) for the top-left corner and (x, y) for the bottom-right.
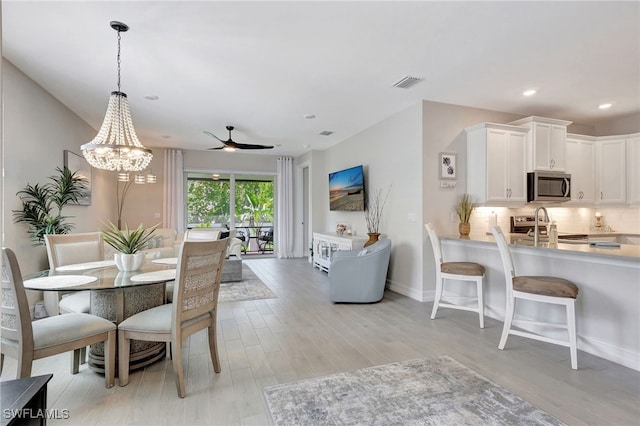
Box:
(44, 232), (104, 315)
(425, 223), (485, 328)
(1, 248), (116, 387)
(118, 239), (229, 398)
(491, 226), (579, 369)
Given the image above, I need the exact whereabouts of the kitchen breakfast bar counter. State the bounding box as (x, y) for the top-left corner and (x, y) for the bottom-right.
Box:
(436, 233), (640, 371)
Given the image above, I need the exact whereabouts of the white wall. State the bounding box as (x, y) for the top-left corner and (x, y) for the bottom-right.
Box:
(311, 103), (424, 299)
(2, 60), (115, 276)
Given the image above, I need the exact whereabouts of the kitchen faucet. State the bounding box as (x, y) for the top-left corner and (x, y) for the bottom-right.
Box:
(534, 206), (549, 246)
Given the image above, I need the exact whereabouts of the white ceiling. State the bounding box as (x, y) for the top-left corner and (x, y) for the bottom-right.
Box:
(3, 1), (639, 157)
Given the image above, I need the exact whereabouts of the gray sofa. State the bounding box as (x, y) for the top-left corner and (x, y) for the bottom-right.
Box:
(329, 238), (391, 303)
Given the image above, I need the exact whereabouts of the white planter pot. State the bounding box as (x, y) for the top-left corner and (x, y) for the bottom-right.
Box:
(114, 252), (145, 272)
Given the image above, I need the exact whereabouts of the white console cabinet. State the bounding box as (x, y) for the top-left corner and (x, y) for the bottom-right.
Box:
(312, 232), (367, 272)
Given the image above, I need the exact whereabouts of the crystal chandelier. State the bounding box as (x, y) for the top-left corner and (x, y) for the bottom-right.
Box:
(81, 21), (152, 172)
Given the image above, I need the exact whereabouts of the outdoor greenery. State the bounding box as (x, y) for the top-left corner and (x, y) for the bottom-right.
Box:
(187, 179), (274, 227)
(102, 222), (159, 254)
(13, 167), (87, 245)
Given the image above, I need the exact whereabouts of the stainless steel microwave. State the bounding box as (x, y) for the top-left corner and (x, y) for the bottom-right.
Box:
(527, 171), (571, 202)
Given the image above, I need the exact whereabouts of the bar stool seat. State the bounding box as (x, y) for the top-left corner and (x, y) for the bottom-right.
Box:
(491, 225), (579, 370)
(425, 223), (485, 328)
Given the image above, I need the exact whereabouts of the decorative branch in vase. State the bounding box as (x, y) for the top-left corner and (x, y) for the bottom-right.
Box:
(364, 186), (391, 247)
(456, 193), (476, 236)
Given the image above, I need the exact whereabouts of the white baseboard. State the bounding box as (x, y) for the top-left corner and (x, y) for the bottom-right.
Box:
(386, 279), (425, 302)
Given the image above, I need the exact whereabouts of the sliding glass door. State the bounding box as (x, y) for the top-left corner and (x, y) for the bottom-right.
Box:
(186, 172), (275, 254)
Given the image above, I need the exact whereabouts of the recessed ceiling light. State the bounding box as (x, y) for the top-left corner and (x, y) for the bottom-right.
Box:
(598, 103), (612, 109)
(304, 114), (316, 119)
(144, 95), (159, 101)
(523, 89), (536, 96)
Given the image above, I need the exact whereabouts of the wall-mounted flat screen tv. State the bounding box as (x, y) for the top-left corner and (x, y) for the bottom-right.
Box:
(329, 165), (366, 211)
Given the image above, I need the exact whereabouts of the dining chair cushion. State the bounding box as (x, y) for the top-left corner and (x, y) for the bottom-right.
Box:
(58, 292), (91, 314)
(441, 262), (485, 276)
(513, 276), (579, 299)
(118, 304), (210, 333)
(32, 313), (116, 350)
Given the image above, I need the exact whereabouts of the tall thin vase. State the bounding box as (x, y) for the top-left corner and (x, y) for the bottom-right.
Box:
(458, 223), (471, 236)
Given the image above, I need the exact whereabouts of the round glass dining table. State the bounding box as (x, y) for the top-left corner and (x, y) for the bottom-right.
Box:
(23, 258), (177, 374)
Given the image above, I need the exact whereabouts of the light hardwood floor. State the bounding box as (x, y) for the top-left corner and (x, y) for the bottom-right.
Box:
(2, 258), (639, 425)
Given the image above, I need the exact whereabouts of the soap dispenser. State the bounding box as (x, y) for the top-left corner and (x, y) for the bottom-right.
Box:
(549, 221), (558, 245)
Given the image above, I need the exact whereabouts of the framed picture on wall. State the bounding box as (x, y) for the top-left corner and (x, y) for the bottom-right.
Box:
(439, 152), (457, 180)
(64, 150), (92, 205)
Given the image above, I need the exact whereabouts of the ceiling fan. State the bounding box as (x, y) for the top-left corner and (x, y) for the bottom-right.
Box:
(204, 126), (274, 151)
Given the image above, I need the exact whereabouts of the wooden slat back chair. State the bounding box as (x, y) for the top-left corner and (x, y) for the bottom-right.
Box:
(118, 239), (229, 398)
(0, 248), (116, 387)
(425, 223), (485, 328)
(491, 226), (579, 369)
(44, 232), (104, 315)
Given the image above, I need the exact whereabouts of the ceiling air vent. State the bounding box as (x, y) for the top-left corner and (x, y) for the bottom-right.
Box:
(393, 76), (424, 89)
(319, 131), (334, 136)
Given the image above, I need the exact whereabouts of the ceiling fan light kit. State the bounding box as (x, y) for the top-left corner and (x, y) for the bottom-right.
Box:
(82, 21), (153, 172)
(204, 125), (274, 151)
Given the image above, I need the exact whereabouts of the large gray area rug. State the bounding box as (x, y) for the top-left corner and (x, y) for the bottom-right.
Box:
(218, 264), (276, 303)
(263, 355), (563, 426)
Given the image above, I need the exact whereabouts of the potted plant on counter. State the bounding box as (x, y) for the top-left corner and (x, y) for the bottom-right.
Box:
(456, 193), (476, 236)
(102, 222), (159, 271)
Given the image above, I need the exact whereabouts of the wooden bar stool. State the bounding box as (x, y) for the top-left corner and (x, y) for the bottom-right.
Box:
(491, 226), (579, 369)
(425, 223), (485, 328)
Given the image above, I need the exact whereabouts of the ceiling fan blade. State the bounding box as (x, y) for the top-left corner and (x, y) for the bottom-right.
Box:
(203, 130), (226, 143)
(207, 146), (225, 150)
(234, 142), (274, 150)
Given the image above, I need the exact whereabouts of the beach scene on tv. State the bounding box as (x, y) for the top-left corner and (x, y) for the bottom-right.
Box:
(329, 166), (365, 211)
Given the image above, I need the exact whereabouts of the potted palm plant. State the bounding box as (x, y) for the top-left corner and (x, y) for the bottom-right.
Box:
(13, 167), (87, 245)
(102, 222), (159, 271)
(456, 194), (476, 236)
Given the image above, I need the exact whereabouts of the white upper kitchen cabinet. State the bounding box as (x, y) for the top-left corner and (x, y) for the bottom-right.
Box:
(596, 137), (626, 205)
(509, 116), (572, 172)
(626, 134), (640, 205)
(565, 135), (596, 204)
(466, 123), (528, 205)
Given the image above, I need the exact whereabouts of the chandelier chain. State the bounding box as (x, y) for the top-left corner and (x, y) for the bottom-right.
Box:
(116, 29), (121, 92)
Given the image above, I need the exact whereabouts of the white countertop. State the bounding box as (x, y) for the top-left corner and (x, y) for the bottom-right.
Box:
(441, 232), (640, 261)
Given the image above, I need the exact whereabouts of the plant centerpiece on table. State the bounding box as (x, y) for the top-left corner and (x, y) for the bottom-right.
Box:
(102, 222), (159, 271)
(456, 193), (476, 236)
(13, 167), (88, 245)
(364, 187), (391, 247)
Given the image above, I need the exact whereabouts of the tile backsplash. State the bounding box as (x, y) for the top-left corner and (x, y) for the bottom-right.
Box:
(472, 206), (640, 234)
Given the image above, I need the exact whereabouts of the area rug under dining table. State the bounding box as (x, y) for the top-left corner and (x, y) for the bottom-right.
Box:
(218, 263), (276, 303)
(263, 355), (563, 425)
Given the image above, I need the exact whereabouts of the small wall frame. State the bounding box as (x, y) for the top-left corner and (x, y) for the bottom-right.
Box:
(439, 152), (457, 180)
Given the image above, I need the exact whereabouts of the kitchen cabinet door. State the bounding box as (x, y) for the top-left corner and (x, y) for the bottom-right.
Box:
(509, 116), (571, 172)
(596, 139), (626, 204)
(466, 123), (528, 205)
(627, 135), (640, 205)
(506, 131), (527, 201)
(565, 138), (595, 204)
(532, 122), (567, 171)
